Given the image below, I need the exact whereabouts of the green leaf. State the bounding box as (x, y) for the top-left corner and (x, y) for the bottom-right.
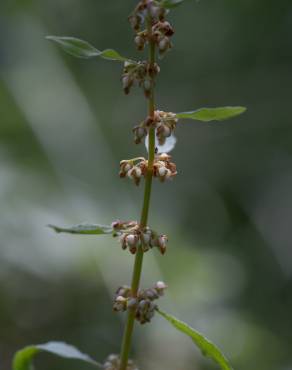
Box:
(13, 341), (101, 370)
(46, 36), (131, 62)
(160, 0), (185, 8)
(176, 106), (247, 122)
(48, 223), (113, 235)
(157, 309), (233, 370)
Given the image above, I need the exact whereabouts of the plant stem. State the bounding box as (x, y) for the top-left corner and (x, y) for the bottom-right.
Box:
(119, 18), (156, 370)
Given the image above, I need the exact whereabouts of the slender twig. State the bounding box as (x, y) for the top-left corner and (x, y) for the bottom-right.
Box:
(119, 17), (156, 370)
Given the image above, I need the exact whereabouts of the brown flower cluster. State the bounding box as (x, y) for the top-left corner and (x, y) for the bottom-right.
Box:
(113, 281), (167, 324)
(129, 0), (175, 57)
(133, 110), (178, 145)
(103, 354), (138, 370)
(111, 220), (168, 255)
(119, 153), (177, 186)
(122, 61), (160, 97)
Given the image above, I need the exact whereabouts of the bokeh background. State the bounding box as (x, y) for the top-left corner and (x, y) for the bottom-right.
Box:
(1, 0), (292, 369)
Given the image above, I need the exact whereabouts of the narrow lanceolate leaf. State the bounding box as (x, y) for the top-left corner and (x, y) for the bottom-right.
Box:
(176, 106), (247, 122)
(48, 223), (113, 235)
(13, 341), (101, 370)
(46, 36), (132, 62)
(160, 0), (185, 8)
(157, 309), (233, 370)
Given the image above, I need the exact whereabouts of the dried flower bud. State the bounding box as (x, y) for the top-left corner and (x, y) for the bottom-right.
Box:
(158, 166), (167, 177)
(126, 234), (138, 247)
(134, 35), (145, 51)
(116, 295), (127, 303)
(157, 234), (168, 254)
(145, 288), (159, 300)
(149, 4), (160, 18)
(122, 74), (134, 95)
(154, 281), (168, 295)
(141, 236), (150, 252)
(129, 245), (137, 254)
(162, 21), (174, 36)
(141, 229), (152, 249)
(111, 220), (121, 230)
(113, 295), (127, 312)
(115, 285), (131, 298)
(143, 79), (152, 98)
(158, 153), (171, 161)
(136, 299), (157, 324)
(138, 299), (148, 310)
(133, 125), (147, 144)
(128, 298), (138, 309)
(119, 160), (133, 178)
(158, 36), (170, 53)
(127, 166), (142, 186)
(119, 234), (128, 250)
(158, 123), (171, 138)
(123, 233), (139, 254)
(103, 354), (138, 370)
(164, 168), (173, 180)
(128, 14), (141, 31)
(146, 62), (160, 79)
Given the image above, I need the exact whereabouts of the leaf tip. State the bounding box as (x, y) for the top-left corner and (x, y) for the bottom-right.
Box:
(47, 224), (61, 233)
(237, 106), (247, 113)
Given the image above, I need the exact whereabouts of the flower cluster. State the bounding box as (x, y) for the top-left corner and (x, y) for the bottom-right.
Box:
(112, 220), (168, 255)
(153, 153), (177, 181)
(119, 158), (147, 186)
(103, 354), (138, 370)
(153, 110), (178, 145)
(119, 153), (177, 186)
(129, 0), (167, 32)
(113, 281), (167, 324)
(122, 61), (160, 97)
(129, 0), (174, 57)
(133, 110), (178, 145)
(152, 20), (174, 57)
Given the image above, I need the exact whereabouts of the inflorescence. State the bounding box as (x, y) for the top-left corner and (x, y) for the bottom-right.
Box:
(41, 1), (243, 369)
(129, 0), (174, 57)
(119, 153), (177, 186)
(133, 110), (178, 145)
(103, 354), (138, 370)
(122, 0), (175, 97)
(113, 1), (173, 365)
(122, 61), (160, 97)
(112, 220), (168, 255)
(113, 281), (167, 324)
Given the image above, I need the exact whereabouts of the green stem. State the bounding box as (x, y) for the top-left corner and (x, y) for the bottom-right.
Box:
(119, 18), (156, 370)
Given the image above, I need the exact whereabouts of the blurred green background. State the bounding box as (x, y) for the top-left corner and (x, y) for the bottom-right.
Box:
(1, 0), (292, 369)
